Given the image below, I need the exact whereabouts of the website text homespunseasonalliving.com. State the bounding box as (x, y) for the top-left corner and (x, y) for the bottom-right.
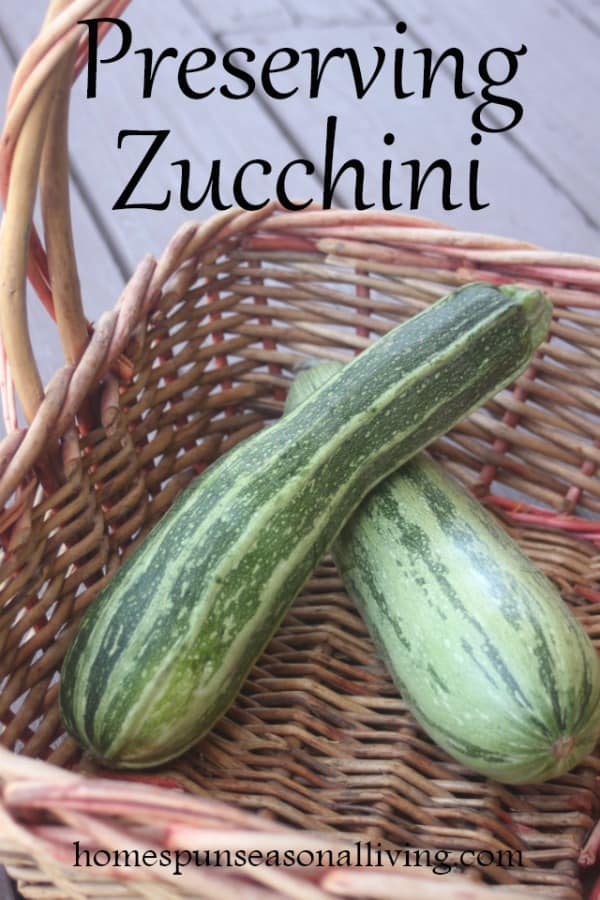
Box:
(73, 840), (523, 877)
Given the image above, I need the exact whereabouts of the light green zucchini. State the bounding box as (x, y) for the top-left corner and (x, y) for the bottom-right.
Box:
(59, 282), (552, 768)
(285, 361), (600, 784)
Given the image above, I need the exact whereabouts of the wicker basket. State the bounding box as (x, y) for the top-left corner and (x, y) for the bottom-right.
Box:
(1, 3), (600, 898)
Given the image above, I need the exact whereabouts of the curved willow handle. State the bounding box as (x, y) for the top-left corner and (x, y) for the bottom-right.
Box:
(40, 36), (88, 368)
(0, 0), (131, 428)
(0, 62), (58, 424)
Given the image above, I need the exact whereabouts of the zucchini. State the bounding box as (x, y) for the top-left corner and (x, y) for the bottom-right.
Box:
(285, 361), (600, 784)
(59, 282), (552, 768)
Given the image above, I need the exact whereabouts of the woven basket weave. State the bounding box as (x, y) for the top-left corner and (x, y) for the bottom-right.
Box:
(1, 3), (600, 898)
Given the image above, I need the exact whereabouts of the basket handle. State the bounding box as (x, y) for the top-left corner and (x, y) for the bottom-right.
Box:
(0, 0), (131, 427)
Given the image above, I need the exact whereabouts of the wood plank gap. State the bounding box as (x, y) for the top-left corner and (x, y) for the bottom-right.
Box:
(558, 0), (600, 36)
(374, 0), (600, 233)
(278, 0), (302, 27)
(66, 162), (132, 282)
(0, 17), (17, 68)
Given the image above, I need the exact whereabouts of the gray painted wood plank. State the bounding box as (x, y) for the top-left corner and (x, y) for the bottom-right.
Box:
(560, 0), (600, 35)
(0, 1), (322, 273)
(189, 0), (387, 31)
(378, 0), (600, 240)
(187, 0), (294, 35)
(277, 0), (388, 26)
(0, 866), (18, 899)
(208, 9), (599, 253)
(559, 0), (600, 34)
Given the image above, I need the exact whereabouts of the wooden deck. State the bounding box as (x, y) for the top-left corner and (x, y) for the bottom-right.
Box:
(0, 0), (598, 386)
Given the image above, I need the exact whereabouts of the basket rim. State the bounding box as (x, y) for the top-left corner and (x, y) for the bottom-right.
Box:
(2, 204), (600, 536)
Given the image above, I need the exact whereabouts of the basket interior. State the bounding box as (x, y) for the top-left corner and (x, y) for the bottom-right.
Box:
(1, 232), (600, 898)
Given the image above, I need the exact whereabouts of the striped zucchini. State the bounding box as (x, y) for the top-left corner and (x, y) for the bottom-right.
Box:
(59, 282), (552, 768)
(286, 361), (600, 784)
